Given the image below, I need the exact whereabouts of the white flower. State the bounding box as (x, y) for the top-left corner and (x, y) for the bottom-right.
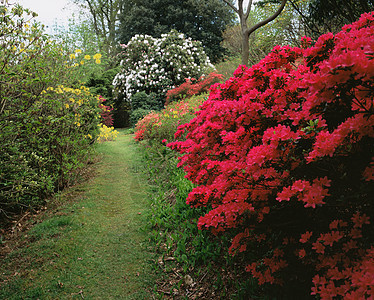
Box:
(113, 30), (212, 102)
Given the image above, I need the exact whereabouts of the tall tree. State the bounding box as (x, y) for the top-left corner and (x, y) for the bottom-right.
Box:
(223, 0), (309, 66)
(222, 0), (287, 65)
(71, 0), (122, 56)
(118, 0), (236, 63)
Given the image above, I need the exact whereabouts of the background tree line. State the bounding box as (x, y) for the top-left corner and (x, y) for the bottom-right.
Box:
(67, 0), (374, 126)
(70, 0), (373, 63)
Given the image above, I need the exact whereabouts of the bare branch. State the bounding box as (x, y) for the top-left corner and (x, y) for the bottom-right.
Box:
(246, 0), (288, 36)
(244, 0), (254, 20)
(85, 0), (101, 36)
(222, 0), (239, 14)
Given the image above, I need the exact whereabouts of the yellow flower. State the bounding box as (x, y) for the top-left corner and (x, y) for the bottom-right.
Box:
(93, 53), (102, 60)
(69, 98), (75, 103)
(64, 87), (73, 93)
(80, 86), (89, 92)
(97, 124), (119, 143)
(64, 103), (70, 109)
(95, 59), (101, 64)
(75, 49), (82, 54)
(80, 60), (84, 65)
(84, 55), (91, 60)
(69, 53), (76, 59)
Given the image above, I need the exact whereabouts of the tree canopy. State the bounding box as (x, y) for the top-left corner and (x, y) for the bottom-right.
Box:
(308, 0), (374, 33)
(118, 0), (236, 63)
(284, 0), (374, 37)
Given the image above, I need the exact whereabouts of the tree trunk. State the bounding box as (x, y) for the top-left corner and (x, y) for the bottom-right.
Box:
(241, 26), (250, 65)
(223, 0), (288, 66)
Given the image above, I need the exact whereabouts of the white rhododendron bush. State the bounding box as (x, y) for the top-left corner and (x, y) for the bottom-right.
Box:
(113, 30), (214, 103)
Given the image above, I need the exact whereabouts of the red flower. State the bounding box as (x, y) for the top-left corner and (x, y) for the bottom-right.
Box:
(299, 249), (306, 258)
(300, 231), (313, 243)
(312, 242), (325, 254)
(166, 11), (374, 299)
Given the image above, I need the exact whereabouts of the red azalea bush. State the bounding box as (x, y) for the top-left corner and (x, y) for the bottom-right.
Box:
(98, 95), (114, 126)
(134, 112), (161, 142)
(165, 72), (223, 104)
(134, 94), (207, 143)
(168, 12), (374, 299)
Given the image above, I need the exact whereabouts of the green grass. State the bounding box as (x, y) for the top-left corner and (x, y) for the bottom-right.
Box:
(139, 142), (261, 299)
(215, 55), (241, 81)
(0, 130), (156, 299)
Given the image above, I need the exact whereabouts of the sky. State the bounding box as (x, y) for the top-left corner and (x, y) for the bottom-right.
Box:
(13, 0), (251, 33)
(15, 0), (83, 31)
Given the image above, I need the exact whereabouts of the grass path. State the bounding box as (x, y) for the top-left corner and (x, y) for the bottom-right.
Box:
(0, 131), (156, 299)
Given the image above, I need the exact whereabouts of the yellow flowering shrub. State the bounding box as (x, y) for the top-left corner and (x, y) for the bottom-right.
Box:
(0, 3), (102, 215)
(65, 48), (103, 82)
(97, 124), (119, 143)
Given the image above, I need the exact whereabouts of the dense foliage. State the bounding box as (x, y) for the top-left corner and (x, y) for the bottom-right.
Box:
(0, 5), (100, 218)
(118, 0), (235, 63)
(168, 12), (374, 298)
(307, 0), (374, 35)
(51, 14), (120, 126)
(113, 30), (214, 120)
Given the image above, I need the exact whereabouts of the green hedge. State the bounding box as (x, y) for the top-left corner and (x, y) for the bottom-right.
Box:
(0, 4), (100, 217)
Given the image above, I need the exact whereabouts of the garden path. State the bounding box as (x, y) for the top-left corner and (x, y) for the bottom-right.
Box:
(0, 131), (155, 299)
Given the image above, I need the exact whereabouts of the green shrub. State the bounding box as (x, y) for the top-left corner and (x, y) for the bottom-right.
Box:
(130, 91), (163, 111)
(0, 4), (100, 217)
(85, 67), (119, 100)
(130, 108), (154, 127)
